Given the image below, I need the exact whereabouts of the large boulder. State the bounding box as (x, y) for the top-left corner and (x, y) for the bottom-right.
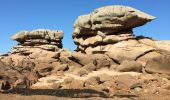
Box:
(116, 60), (142, 72)
(73, 5), (155, 37)
(145, 54), (170, 75)
(105, 40), (155, 63)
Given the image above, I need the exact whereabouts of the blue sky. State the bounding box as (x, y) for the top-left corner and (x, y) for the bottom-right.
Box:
(0, 0), (170, 53)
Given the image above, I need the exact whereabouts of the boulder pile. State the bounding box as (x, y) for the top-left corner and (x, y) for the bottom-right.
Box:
(2, 29), (63, 67)
(0, 5), (170, 98)
(0, 29), (65, 90)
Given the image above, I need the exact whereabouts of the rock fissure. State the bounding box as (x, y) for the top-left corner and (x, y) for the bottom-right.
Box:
(135, 50), (156, 61)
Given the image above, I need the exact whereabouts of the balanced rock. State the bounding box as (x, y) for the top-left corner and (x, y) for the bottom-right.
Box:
(12, 29), (63, 43)
(71, 5), (170, 77)
(73, 5), (155, 37)
(72, 5), (159, 71)
(72, 5), (155, 54)
(12, 29), (63, 52)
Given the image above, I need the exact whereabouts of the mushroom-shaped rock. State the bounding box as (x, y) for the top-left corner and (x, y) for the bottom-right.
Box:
(73, 5), (155, 37)
(72, 5), (155, 54)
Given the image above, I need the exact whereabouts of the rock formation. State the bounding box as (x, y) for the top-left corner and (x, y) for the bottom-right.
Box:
(12, 29), (63, 52)
(0, 5), (170, 98)
(0, 29), (65, 90)
(73, 5), (155, 54)
(72, 5), (170, 75)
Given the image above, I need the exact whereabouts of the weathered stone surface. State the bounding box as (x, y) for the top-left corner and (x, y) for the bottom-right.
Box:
(71, 52), (95, 65)
(62, 79), (85, 89)
(60, 53), (82, 68)
(83, 63), (97, 72)
(30, 76), (61, 89)
(74, 31), (135, 47)
(12, 29), (63, 42)
(0, 60), (40, 91)
(73, 5), (155, 37)
(138, 37), (157, 48)
(98, 74), (113, 82)
(105, 41), (155, 63)
(116, 60), (142, 72)
(72, 5), (156, 55)
(73, 68), (89, 76)
(34, 63), (54, 77)
(53, 64), (68, 72)
(94, 54), (112, 69)
(72, 52), (115, 70)
(156, 41), (170, 52)
(0, 29), (64, 91)
(85, 76), (101, 87)
(114, 74), (140, 90)
(145, 55), (170, 75)
(136, 51), (161, 66)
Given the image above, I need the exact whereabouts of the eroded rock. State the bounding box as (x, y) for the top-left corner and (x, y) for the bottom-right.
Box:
(0, 5), (170, 98)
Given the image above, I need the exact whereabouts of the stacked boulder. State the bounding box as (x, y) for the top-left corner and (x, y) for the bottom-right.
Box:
(1, 29), (64, 69)
(73, 5), (156, 54)
(12, 29), (63, 52)
(0, 29), (65, 89)
(72, 5), (170, 73)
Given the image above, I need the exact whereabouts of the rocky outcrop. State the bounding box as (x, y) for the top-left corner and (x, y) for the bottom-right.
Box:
(1, 29), (64, 72)
(12, 29), (63, 52)
(71, 6), (160, 72)
(0, 5), (170, 98)
(73, 5), (155, 54)
(0, 29), (65, 90)
(72, 5), (170, 76)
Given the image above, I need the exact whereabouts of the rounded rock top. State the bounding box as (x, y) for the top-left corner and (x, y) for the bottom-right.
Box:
(12, 29), (64, 42)
(73, 5), (156, 37)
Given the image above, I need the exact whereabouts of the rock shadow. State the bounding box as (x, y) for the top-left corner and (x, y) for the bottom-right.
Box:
(2, 88), (108, 98)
